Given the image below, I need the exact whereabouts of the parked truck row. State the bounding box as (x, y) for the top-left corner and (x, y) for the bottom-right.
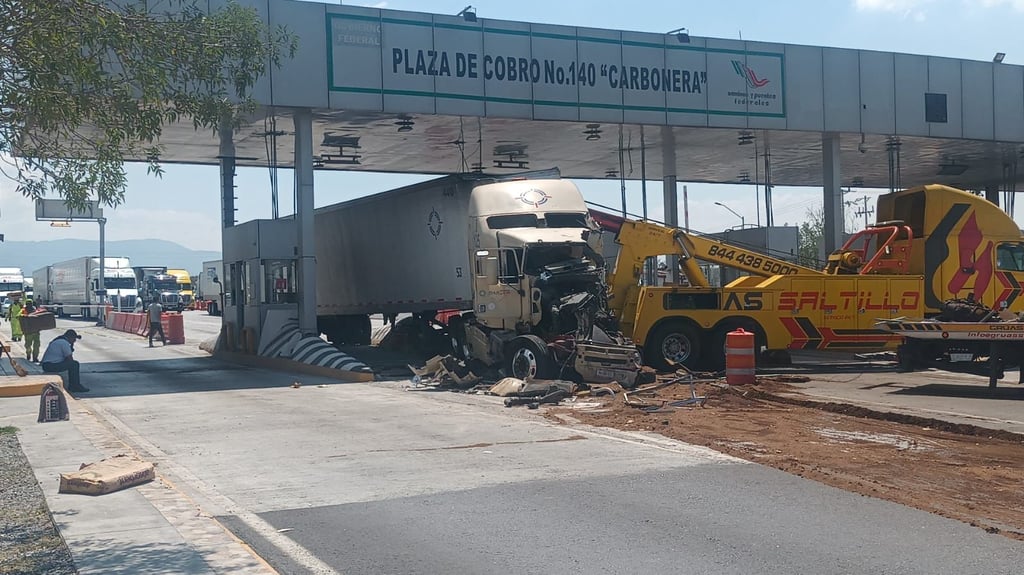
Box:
(30, 259), (199, 318)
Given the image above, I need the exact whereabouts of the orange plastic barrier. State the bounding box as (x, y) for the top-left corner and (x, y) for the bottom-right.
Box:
(130, 314), (144, 335)
(112, 313), (126, 332)
(162, 313), (185, 345)
(725, 328), (756, 385)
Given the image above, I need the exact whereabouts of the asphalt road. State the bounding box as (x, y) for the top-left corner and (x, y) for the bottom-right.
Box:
(9, 313), (1024, 574)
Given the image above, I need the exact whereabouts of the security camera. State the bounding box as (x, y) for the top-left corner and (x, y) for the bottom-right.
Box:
(858, 143), (868, 154)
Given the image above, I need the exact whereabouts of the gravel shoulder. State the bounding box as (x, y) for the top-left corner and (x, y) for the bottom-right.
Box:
(0, 426), (76, 575)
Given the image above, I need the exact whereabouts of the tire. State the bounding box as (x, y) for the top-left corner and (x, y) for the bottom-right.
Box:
(507, 335), (555, 380)
(644, 321), (703, 372)
(447, 314), (468, 359)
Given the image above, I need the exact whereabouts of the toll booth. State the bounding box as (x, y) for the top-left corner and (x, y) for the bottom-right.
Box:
(221, 218), (299, 352)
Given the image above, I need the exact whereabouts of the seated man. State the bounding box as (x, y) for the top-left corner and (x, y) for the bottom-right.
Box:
(40, 329), (88, 393)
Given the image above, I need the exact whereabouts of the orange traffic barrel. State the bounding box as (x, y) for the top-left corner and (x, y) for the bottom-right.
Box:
(725, 328), (756, 385)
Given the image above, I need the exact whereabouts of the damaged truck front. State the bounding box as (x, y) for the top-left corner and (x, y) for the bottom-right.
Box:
(315, 173), (644, 384)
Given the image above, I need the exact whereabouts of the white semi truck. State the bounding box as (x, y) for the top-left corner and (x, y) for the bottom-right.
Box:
(48, 257), (139, 317)
(314, 173), (642, 381)
(0, 267), (25, 295)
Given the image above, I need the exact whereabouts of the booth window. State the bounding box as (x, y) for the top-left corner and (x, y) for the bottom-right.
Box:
(263, 260), (297, 304)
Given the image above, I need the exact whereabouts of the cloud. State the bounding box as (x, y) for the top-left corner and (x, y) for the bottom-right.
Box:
(979, 0), (1024, 9)
(853, 0), (935, 18)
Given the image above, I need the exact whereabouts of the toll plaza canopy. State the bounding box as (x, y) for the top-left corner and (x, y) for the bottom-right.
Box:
(156, 0), (1024, 190)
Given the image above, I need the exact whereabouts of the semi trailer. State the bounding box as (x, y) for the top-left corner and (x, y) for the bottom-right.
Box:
(47, 257), (138, 317)
(314, 172), (642, 381)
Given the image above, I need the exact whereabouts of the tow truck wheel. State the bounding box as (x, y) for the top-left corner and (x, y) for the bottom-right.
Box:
(508, 335), (554, 381)
(645, 321), (702, 372)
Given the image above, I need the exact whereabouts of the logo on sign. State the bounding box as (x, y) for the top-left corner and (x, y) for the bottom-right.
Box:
(731, 60), (770, 89)
(518, 189), (550, 207)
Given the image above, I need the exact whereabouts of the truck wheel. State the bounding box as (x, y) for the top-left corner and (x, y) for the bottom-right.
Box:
(508, 335), (554, 381)
(447, 315), (468, 359)
(644, 321), (702, 372)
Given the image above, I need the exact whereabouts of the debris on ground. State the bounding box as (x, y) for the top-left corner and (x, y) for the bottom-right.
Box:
(58, 454), (156, 496)
(407, 355), (482, 389)
(489, 378), (579, 408)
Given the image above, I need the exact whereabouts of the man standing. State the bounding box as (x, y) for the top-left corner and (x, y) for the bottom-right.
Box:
(20, 299), (41, 362)
(7, 294), (23, 342)
(148, 301), (166, 347)
(41, 329), (88, 393)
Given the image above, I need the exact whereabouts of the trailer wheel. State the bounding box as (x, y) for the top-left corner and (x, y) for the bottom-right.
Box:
(645, 321), (702, 372)
(508, 335), (554, 380)
(446, 315), (468, 359)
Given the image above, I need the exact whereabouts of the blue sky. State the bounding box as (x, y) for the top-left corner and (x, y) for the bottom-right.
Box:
(1, 0), (1021, 251)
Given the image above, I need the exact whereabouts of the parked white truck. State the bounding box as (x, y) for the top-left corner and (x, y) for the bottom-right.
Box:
(48, 257), (138, 318)
(198, 260), (223, 316)
(0, 267), (25, 295)
(315, 173), (643, 382)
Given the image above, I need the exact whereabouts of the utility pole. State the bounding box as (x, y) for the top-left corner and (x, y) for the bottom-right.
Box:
(845, 195), (874, 230)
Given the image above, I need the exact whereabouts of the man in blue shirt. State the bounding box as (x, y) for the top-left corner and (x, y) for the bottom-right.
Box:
(41, 329), (88, 393)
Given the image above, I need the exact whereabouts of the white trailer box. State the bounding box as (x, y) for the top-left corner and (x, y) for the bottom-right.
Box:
(32, 267), (52, 304)
(314, 175), (478, 317)
(50, 257), (138, 317)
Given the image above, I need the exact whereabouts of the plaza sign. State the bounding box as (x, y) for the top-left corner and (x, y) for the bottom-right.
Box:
(328, 12), (785, 119)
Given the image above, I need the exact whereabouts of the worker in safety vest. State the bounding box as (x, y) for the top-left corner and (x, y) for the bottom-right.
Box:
(20, 299), (41, 362)
(7, 295), (23, 342)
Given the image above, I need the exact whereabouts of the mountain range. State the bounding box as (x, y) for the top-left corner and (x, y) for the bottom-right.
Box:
(0, 239), (220, 277)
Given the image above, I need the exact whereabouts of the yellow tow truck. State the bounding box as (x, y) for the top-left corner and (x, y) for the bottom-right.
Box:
(600, 184), (1024, 370)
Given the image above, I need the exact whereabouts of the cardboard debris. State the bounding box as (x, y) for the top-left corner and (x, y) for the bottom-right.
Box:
(59, 454), (156, 496)
(408, 354), (481, 389)
(489, 377), (526, 397)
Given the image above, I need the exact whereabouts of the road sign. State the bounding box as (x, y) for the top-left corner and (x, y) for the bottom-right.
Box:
(35, 199), (103, 222)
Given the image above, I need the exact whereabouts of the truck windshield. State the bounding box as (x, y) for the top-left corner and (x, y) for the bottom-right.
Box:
(152, 279), (179, 291)
(544, 213), (589, 228)
(487, 213), (590, 229)
(104, 278), (136, 289)
(487, 214), (538, 229)
(0, 282), (23, 292)
(524, 244), (603, 274)
(179, 283), (193, 291)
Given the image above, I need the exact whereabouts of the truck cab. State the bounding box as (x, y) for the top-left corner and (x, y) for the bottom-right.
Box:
(95, 268), (139, 312)
(165, 269), (193, 309)
(463, 179), (614, 374)
(144, 274), (184, 311)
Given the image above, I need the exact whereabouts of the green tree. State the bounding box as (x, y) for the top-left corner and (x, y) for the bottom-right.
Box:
(0, 0), (297, 208)
(797, 204), (824, 268)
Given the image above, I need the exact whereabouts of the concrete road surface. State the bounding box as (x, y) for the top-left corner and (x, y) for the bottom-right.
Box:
(4, 313), (1023, 574)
